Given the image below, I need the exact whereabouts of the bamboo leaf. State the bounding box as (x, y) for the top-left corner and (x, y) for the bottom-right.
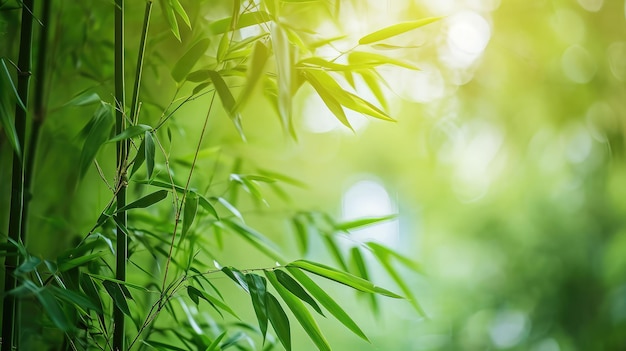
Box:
(286, 267), (368, 342)
(221, 266), (249, 292)
(359, 70), (387, 110)
(79, 274), (106, 326)
(366, 242), (423, 273)
(58, 251), (106, 272)
(246, 273), (269, 341)
(130, 137), (146, 177)
(222, 219), (286, 263)
(349, 51), (419, 70)
(144, 340), (186, 351)
(275, 270), (323, 316)
(63, 91), (101, 107)
(115, 190), (168, 213)
(188, 285), (240, 319)
(107, 124), (152, 143)
(172, 38), (211, 82)
(207, 70), (245, 139)
(181, 192), (199, 241)
(213, 196), (243, 221)
(266, 293), (291, 351)
(171, 0), (191, 28)
(271, 23), (296, 138)
(79, 103), (114, 178)
(334, 214), (396, 231)
(102, 280), (132, 317)
(38, 288), (72, 331)
(266, 271), (331, 351)
(1, 58), (26, 110)
(51, 286), (102, 313)
(198, 196), (219, 219)
(159, 0), (181, 40)
(303, 70), (351, 130)
(287, 260), (402, 298)
(292, 215), (308, 255)
(208, 11), (271, 34)
(358, 17), (442, 45)
(205, 331), (227, 351)
(234, 40), (269, 113)
(145, 131), (156, 179)
(350, 247), (378, 314)
(321, 235), (349, 272)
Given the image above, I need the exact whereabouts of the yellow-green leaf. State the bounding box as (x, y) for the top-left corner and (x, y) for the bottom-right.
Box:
(358, 17), (442, 45)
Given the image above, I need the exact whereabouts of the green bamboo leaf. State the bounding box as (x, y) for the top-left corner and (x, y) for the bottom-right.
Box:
(350, 247), (378, 314)
(206, 70), (245, 139)
(188, 285), (240, 319)
(359, 70), (388, 110)
(145, 131), (156, 179)
(102, 280), (132, 316)
(222, 218), (286, 263)
(107, 124), (152, 143)
(321, 235), (349, 272)
(115, 190), (168, 213)
(198, 196), (219, 219)
(292, 215), (308, 255)
(187, 70), (210, 82)
(205, 331), (227, 351)
(358, 17), (442, 45)
(144, 340), (186, 351)
(234, 40), (269, 113)
(213, 196), (243, 221)
(172, 38), (211, 82)
(366, 242), (423, 273)
(296, 57), (352, 71)
(159, 0), (181, 40)
(275, 270), (323, 316)
(208, 11), (271, 34)
(171, 0), (191, 28)
(63, 91), (101, 107)
(58, 251), (106, 272)
(51, 286), (102, 313)
(0, 93), (21, 159)
(246, 274), (269, 341)
(266, 271), (331, 351)
(221, 266), (249, 292)
(266, 293), (291, 351)
(1, 58), (26, 110)
(287, 260), (402, 298)
(285, 267), (368, 342)
(130, 137), (146, 177)
(79, 103), (114, 178)
(348, 51), (419, 70)
(271, 23), (296, 138)
(193, 82), (212, 95)
(334, 214), (396, 231)
(79, 274), (106, 326)
(135, 179), (185, 193)
(303, 70), (351, 130)
(38, 288), (72, 331)
(181, 192), (198, 241)
(15, 255), (41, 275)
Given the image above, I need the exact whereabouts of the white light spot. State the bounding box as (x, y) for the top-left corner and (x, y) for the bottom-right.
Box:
(489, 310), (529, 348)
(608, 42), (626, 81)
(565, 124), (593, 164)
(551, 9), (586, 44)
(577, 0), (603, 12)
(342, 178), (398, 246)
(442, 11), (491, 68)
(394, 64), (446, 102)
(562, 45), (596, 84)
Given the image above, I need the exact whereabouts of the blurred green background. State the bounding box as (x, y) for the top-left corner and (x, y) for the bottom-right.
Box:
(3, 0), (626, 350)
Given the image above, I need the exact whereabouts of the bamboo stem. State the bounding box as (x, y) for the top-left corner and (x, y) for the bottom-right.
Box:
(113, 0), (127, 349)
(2, 1), (35, 350)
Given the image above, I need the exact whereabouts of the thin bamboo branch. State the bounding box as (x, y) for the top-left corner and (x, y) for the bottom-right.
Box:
(2, 1), (35, 350)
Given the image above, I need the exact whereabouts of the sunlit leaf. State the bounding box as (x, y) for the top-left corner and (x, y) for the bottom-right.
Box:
(303, 70), (351, 130)
(159, 0), (181, 40)
(334, 214), (396, 231)
(266, 293), (291, 351)
(348, 51), (419, 70)
(266, 270), (330, 351)
(208, 11), (271, 34)
(286, 267), (368, 342)
(246, 273), (269, 341)
(198, 196), (219, 219)
(171, 0), (191, 28)
(207, 70), (245, 139)
(292, 214), (308, 255)
(205, 331), (227, 351)
(107, 124), (152, 143)
(234, 40), (269, 113)
(221, 266), (249, 292)
(172, 38), (211, 82)
(271, 23), (296, 138)
(358, 17), (442, 45)
(275, 270), (323, 316)
(287, 260), (402, 298)
(366, 242), (423, 273)
(116, 190), (168, 213)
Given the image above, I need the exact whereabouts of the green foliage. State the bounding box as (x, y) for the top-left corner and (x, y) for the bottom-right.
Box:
(0, 0), (432, 350)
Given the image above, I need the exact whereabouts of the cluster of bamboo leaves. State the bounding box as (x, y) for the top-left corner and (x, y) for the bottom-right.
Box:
(1, 0), (438, 350)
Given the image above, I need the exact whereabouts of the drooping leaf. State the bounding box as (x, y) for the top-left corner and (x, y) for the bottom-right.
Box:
(234, 40), (269, 113)
(266, 293), (291, 351)
(159, 0), (181, 40)
(181, 192), (199, 242)
(275, 270), (323, 316)
(287, 260), (402, 298)
(222, 219), (286, 263)
(366, 242), (423, 273)
(58, 251), (106, 272)
(171, 0), (191, 28)
(130, 137), (146, 177)
(246, 273), (269, 340)
(63, 91), (101, 107)
(359, 70), (388, 110)
(1, 58), (26, 110)
(187, 285), (239, 319)
(271, 23), (296, 138)
(358, 17), (442, 45)
(102, 280), (132, 317)
(350, 246), (378, 314)
(221, 266), (249, 292)
(145, 131), (156, 179)
(79, 103), (114, 178)
(51, 286), (102, 313)
(285, 267), (368, 342)
(206, 70), (245, 139)
(198, 196), (219, 219)
(334, 214), (397, 231)
(38, 288), (72, 331)
(321, 234), (349, 272)
(172, 38), (211, 82)
(116, 190), (168, 213)
(205, 331), (227, 351)
(107, 124), (152, 143)
(303, 70), (351, 129)
(348, 51), (419, 70)
(208, 11), (271, 34)
(266, 271), (330, 351)
(79, 274), (106, 327)
(292, 214), (308, 255)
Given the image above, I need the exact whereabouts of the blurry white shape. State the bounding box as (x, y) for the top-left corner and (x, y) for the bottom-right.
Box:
(577, 0), (603, 11)
(532, 338), (561, 351)
(342, 178), (398, 246)
(586, 101), (615, 142)
(452, 121), (504, 202)
(395, 64), (446, 102)
(551, 9), (586, 44)
(561, 45), (596, 84)
(303, 93), (342, 133)
(489, 310), (529, 348)
(608, 42), (626, 81)
(441, 11), (491, 68)
(238, 24), (262, 41)
(565, 124), (592, 164)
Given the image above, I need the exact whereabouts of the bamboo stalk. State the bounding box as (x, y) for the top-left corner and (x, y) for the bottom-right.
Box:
(2, 1), (35, 350)
(113, 0), (127, 349)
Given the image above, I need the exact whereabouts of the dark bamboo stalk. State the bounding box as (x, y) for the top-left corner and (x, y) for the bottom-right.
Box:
(113, 0), (127, 349)
(2, 1), (35, 350)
